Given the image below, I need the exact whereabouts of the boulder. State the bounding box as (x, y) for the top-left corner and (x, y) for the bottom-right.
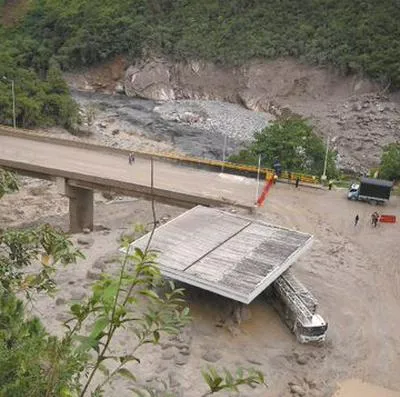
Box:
(55, 297), (66, 306)
(175, 354), (189, 366)
(86, 270), (102, 280)
(56, 312), (70, 322)
(202, 350), (222, 363)
(125, 60), (175, 101)
(290, 384), (306, 396)
(161, 349), (176, 361)
(70, 289), (86, 301)
(77, 236), (94, 246)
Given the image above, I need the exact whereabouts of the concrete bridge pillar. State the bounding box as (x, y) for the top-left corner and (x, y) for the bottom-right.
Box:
(56, 178), (93, 233)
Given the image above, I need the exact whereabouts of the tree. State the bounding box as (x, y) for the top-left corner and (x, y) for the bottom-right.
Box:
(379, 143), (400, 181)
(229, 117), (337, 178)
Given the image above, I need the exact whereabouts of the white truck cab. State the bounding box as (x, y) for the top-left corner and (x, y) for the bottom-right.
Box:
(347, 183), (360, 199)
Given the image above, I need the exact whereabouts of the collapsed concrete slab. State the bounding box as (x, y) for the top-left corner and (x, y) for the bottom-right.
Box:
(128, 206), (313, 304)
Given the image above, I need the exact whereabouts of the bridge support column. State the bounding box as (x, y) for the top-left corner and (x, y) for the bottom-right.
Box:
(68, 185), (94, 233)
(56, 178), (93, 233)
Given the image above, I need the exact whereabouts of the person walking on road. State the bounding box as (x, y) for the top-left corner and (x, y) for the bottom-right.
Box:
(371, 211), (379, 227)
(295, 177), (300, 188)
(354, 214), (359, 227)
(328, 180), (333, 191)
(128, 152), (135, 165)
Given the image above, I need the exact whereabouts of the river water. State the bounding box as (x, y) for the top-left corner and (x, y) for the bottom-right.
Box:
(71, 90), (271, 160)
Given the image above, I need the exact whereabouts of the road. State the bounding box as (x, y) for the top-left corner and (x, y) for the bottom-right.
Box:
(0, 134), (258, 208)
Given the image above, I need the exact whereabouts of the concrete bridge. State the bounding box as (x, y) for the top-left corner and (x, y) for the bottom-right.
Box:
(0, 128), (256, 232)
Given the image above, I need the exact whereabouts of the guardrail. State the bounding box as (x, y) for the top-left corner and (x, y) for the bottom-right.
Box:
(137, 150), (320, 185)
(0, 125), (320, 186)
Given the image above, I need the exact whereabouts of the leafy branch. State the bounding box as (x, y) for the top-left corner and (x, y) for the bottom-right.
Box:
(0, 169), (18, 199)
(0, 224), (84, 295)
(201, 367), (267, 396)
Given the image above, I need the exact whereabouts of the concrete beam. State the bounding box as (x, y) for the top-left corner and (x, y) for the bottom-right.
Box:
(67, 179), (255, 213)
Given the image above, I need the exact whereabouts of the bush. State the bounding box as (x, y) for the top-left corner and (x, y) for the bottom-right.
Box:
(0, 292), (84, 397)
(379, 143), (400, 181)
(229, 117), (337, 178)
(0, 49), (79, 129)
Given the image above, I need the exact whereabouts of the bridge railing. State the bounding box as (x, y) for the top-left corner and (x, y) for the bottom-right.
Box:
(137, 150), (320, 185)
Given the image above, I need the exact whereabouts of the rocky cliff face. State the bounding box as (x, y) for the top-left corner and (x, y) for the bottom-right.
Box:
(124, 58), (377, 109)
(66, 57), (400, 173)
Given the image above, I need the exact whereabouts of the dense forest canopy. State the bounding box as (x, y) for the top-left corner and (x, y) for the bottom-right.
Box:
(1, 0), (400, 128)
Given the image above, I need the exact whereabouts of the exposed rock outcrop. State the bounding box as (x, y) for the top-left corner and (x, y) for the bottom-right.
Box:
(124, 58), (378, 110)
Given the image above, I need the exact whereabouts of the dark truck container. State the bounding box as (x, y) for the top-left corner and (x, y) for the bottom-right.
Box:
(348, 177), (393, 204)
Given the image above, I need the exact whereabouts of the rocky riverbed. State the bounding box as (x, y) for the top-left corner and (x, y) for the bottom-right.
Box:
(71, 90), (271, 160)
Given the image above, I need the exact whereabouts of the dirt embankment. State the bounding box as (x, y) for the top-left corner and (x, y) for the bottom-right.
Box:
(65, 57), (400, 173)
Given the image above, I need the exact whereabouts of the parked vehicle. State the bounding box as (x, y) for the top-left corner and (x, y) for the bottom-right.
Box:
(347, 177), (393, 204)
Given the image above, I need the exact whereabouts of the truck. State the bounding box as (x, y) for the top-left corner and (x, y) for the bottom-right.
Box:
(347, 177), (393, 204)
(265, 270), (328, 343)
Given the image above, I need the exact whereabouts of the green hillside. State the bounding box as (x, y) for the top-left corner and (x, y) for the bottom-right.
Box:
(1, 0), (400, 127)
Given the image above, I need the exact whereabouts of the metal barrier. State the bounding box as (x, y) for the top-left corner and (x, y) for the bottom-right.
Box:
(379, 215), (397, 224)
(140, 150), (320, 185)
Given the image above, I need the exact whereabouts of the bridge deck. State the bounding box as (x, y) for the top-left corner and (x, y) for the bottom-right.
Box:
(0, 134), (257, 209)
(129, 206), (313, 304)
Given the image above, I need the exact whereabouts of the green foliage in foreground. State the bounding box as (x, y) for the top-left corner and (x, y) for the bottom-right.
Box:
(0, 223), (85, 396)
(0, 224), (84, 294)
(0, 292), (84, 397)
(379, 143), (400, 181)
(0, 170), (18, 199)
(202, 366), (266, 396)
(229, 117), (337, 178)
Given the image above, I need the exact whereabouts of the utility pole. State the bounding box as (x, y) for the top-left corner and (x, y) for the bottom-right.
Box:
(2, 76), (16, 128)
(221, 134), (227, 173)
(255, 154), (261, 202)
(321, 136), (329, 182)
